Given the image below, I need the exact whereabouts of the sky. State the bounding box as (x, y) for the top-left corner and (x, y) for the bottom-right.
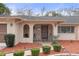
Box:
(5, 3), (79, 15)
(5, 3), (79, 10)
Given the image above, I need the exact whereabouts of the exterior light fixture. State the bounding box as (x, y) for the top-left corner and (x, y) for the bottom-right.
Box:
(10, 23), (13, 27)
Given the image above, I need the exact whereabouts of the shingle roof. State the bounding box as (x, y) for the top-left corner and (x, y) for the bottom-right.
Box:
(60, 16), (79, 24)
(16, 16), (63, 21)
(0, 15), (79, 24)
(17, 16), (79, 24)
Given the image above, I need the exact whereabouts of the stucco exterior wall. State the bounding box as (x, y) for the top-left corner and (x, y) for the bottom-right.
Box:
(18, 22), (34, 43)
(1, 17), (79, 46)
(7, 21), (20, 44)
(9, 22), (79, 43)
(75, 26), (79, 40)
(14, 23), (22, 44)
(0, 18), (19, 44)
(58, 33), (76, 40)
(7, 22), (16, 34)
(1, 18), (79, 44)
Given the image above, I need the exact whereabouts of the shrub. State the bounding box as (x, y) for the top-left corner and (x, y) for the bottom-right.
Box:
(52, 35), (59, 44)
(13, 50), (24, 56)
(4, 34), (15, 47)
(53, 44), (61, 52)
(42, 46), (51, 54)
(0, 52), (5, 56)
(52, 40), (58, 44)
(31, 48), (40, 56)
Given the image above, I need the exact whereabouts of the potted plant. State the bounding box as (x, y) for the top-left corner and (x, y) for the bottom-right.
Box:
(31, 48), (40, 56)
(13, 50), (24, 56)
(53, 44), (61, 52)
(4, 34), (15, 47)
(42, 46), (51, 54)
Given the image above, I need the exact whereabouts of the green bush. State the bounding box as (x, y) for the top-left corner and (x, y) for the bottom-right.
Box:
(4, 34), (15, 47)
(52, 40), (58, 44)
(31, 48), (40, 56)
(52, 35), (59, 44)
(13, 50), (24, 56)
(53, 44), (61, 52)
(42, 46), (51, 54)
(0, 52), (5, 56)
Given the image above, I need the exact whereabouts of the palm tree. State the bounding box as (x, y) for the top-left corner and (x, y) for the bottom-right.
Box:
(0, 3), (10, 15)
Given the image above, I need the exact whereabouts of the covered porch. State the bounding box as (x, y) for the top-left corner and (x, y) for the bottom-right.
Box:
(15, 17), (64, 43)
(21, 20), (63, 43)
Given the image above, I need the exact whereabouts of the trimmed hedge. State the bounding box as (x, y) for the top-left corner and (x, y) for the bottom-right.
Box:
(42, 46), (51, 54)
(13, 50), (24, 56)
(53, 44), (61, 52)
(4, 34), (15, 47)
(0, 52), (5, 56)
(31, 48), (40, 56)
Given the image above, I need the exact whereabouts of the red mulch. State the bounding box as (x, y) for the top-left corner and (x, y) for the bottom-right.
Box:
(40, 40), (79, 56)
(39, 50), (64, 56)
(1, 40), (79, 56)
(0, 42), (41, 54)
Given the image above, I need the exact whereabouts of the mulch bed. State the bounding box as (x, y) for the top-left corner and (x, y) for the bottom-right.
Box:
(39, 49), (64, 56)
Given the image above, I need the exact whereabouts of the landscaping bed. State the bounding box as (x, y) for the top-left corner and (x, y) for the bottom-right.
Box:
(1, 40), (79, 56)
(0, 43), (64, 56)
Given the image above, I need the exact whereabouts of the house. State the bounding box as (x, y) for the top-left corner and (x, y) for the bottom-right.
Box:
(0, 16), (79, 45)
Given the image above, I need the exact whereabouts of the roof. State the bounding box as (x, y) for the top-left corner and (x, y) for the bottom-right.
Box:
(0, 15), (79, 24)
(60, 16), (79, 24)
(18, 16), (79, 24)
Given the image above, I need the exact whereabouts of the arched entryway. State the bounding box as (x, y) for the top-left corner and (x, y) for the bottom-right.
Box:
(23, 24), (29, 38)
(33, 24), (53, 42)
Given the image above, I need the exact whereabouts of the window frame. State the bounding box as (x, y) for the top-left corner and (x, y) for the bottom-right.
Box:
(23, 24), (29, 38)
(58, 26), (75, 33)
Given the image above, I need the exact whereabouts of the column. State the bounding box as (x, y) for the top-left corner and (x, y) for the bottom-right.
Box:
(53, 24), (58, 36)
(29, 24), (34, 43)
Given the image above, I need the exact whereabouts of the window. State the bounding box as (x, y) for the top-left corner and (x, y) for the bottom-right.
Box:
(23, 24), (29, 38)
(58, 26), (74, 33)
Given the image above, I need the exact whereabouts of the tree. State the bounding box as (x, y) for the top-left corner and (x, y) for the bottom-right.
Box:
(45, 11), (62, 16)
(71, 9), (79, 16)
(52, 11), (62, 16)
(0, 3), (10, 15)
(16, 8), (33, 16)
(40, 7), (46, 16)
(16, 9), (25, 15)
(26, 9), (33, 16)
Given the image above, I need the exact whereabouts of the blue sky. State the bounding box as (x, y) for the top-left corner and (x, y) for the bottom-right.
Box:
(5, 3), (79, 15)
(5, 3), (79, 10)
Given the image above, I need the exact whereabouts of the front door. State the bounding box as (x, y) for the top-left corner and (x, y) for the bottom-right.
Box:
(41, 25), (48, 42)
